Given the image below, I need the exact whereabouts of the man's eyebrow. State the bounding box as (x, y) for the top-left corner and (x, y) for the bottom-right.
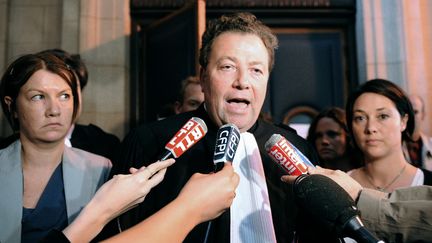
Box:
(216, 56), (236, 63)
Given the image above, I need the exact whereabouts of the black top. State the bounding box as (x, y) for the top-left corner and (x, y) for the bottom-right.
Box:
(421, 168), (432, 185)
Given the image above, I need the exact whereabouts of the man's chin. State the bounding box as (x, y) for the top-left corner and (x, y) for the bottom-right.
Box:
(227, 119), (254, 132)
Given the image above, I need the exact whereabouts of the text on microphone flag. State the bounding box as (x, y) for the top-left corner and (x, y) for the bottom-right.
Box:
(165, 117), (207, 158)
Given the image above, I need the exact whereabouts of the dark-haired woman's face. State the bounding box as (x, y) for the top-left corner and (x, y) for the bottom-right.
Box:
(12, 70), (74, 144)
(314, 117), (347, 162)
(351, 92), (408, 161)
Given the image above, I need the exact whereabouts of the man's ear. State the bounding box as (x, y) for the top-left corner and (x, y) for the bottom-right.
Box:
(4, 96), (17, 118)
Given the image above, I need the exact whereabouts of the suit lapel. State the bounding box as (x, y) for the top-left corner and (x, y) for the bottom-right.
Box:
(62, 147), (88, 223)
(0, 141), (24, 243)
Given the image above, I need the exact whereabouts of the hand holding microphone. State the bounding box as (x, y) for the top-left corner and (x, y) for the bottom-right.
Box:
(203, 123), (240, 243)
(266, 134), (382, 243)
(177, 163), (239, 223)
(293, 174), (384, 243)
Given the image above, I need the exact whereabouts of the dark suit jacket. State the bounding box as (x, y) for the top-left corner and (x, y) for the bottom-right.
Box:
(70, 124), (120, 162)
(110, 105), (322, 243)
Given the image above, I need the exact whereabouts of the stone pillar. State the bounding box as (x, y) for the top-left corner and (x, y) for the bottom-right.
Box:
(76, 0), (130, 138)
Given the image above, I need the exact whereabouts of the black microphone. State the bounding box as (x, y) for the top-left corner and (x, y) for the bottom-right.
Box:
(293, 174), (384, 243)
(159, 117), (207, 160)
(213, 123), (240, 172)
(203, 124), (240, 243)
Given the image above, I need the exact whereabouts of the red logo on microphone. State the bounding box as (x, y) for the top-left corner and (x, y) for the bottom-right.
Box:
(267, 138), (308, 175)
(165, 118), (206, 158)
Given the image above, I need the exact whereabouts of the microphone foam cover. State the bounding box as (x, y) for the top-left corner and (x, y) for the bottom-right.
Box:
(294, 174), (359, 236)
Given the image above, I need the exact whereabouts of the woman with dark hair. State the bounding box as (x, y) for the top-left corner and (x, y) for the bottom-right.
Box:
(0, 52), (113, 243)
(307, 107), (361, 172)
(346, 79), (432, 193)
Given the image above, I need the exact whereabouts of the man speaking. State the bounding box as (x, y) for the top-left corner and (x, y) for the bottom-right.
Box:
(112, 12), (322, 243)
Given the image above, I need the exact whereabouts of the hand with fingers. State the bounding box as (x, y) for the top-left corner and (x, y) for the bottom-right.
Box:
(62, 159), (175, 243)
(281, 166), (363, 201)
(93, 158), (176, 221)
(176, 162), (240, 224)
(102, 163), (240, 243)
(44, 161), (239, 243)
(308, 166), (363, 200)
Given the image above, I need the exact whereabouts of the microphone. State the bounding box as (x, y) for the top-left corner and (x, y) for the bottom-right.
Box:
(264, 134), (314, 175)
(160, 117), (208, 160)
(293, 174), (384, 243)
(203, 124), (240, 243)
(213, 123), (240, 172)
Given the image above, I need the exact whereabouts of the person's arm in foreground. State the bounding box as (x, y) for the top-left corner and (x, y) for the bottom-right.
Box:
(102, 163), (239, 243)
(282, 166), (432, 242)
(62, 159), (175, 243)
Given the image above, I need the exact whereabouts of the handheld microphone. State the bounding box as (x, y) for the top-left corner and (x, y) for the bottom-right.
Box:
(213, 123), (240, 172)
(160, 117), (207, 160)
(203, 124), (240, 243)
(264, 134), (314, 175)
(294, 174), (384, 243)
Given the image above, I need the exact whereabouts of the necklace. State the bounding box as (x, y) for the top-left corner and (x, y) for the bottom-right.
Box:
(364, 164), (407, 192)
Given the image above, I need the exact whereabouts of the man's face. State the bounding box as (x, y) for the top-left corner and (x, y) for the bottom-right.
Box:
(410, 96), (424, 134)
(175, 83), (204, 114)
(200, 32), (270, 132)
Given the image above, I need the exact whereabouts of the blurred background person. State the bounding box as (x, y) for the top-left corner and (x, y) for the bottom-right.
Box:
(173, 76), (204, 114)
(403, 94), (432, 171)
(0, 52), (111, 243)
(346, 79), (432, 193)
(307, 107), (361, 172)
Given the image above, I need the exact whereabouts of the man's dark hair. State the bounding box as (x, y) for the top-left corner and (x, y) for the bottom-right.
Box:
(199, 12), (278, 71)
(177, 76), (200, 103)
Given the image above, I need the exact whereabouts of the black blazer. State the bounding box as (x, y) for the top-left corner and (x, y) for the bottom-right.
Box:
(110, 105), (324, 243)
(422, 168), (432, 185)
(70, 124), (120, 162)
